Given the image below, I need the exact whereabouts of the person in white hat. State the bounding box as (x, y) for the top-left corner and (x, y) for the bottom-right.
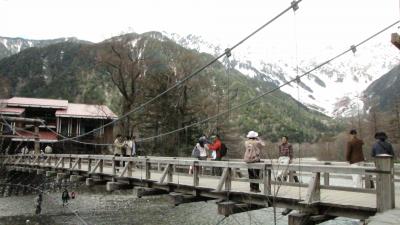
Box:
(243, 131), (265, 192)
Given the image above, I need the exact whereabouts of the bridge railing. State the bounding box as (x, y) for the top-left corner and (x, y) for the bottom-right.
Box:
(0, 154), (395, 212)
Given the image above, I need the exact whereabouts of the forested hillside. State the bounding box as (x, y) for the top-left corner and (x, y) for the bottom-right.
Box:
(0, 32), (339, 156)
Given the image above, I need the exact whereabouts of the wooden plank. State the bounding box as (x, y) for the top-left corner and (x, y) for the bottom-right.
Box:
(305, 172), (320, 204)
(216, 168), (229, 191)
(90, 159), (102, 174)
(70, 158), (80, 170)
(158, 164), (171, 183)
(54, 158), (63, 169)
(118, 161), (131, 177)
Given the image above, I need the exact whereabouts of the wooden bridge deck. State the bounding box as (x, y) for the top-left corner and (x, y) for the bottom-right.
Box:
(1, 154), (397, 224)
(68, 163), (379, 208)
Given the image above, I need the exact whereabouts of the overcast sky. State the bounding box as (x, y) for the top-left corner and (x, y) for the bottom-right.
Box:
(0, 0), (399, 60)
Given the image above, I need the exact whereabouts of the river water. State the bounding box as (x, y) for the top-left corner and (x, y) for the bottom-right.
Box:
(0, 185), (361, 225)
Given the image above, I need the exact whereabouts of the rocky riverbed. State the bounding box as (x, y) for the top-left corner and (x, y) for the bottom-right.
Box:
(0, 170), (361, 225)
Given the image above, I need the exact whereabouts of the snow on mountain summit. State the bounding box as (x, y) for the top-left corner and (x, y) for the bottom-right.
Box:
(165, 32), (400, 117)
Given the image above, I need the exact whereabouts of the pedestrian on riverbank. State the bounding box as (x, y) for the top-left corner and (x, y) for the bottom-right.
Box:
(371, 132), (395, 158)
(71, 191), (76, 199)
(62, 189), (70, 207)
(345, 129), (365, 188)
(244, 131), (265, 193)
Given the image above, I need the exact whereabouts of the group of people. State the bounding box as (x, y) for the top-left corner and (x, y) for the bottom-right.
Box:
(113, 135), (137, 167)
(191, 135), (226, 161)
(61, 188), (76, 207)
(190, 135), (227, 175)
(243, 128), (396, 193)
(346, 129), (395, 188)
(17, 144), (52, 156)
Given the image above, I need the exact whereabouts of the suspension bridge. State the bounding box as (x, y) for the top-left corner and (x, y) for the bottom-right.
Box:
(1, 154), (398, 225)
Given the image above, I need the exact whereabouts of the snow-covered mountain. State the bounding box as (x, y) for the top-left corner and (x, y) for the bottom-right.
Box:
(165, 32), (400, 117)
(0, 36), (90, 59)
(1, 32), (398, 117)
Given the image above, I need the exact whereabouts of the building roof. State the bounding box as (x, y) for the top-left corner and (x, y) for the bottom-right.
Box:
(56, 103), (117, 119)
(11, 131), (58, 143)
(6, 97), (68, 109)
(0, 107), (25, 115)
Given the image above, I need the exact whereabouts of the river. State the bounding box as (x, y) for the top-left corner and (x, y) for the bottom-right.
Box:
(0, 185), (361, 225)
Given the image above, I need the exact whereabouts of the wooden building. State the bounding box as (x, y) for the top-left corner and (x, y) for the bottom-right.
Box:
(0, 97), (117, 154)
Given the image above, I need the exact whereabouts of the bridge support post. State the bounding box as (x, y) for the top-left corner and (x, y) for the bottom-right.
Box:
(192, 161), (199, 187)
(37, 169), (44, 175)
(263, 166), (271, 195)
(375, 156), (395, 212)
(133, 187), (167, 198)
(288, 213), (315, 225)
(145, 159), (151, 179)
(87, 158), (92, 172)
(45, 171), (56, 177)
(305, 172), (320, 204)
(217, 201), (264, 217)
(70, 175), (84, 183)
(106, 182), (131, 192)
(169, 192), (211, 206)
(323, 173), (330, 186)
(86, 178), (94, 186)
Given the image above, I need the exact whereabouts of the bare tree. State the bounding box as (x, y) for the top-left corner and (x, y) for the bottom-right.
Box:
(96, 35), (147, 136)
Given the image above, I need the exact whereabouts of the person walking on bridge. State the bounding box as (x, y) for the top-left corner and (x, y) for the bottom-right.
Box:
(113, 134), (125, 168)
(244, 131), (265, 193)
(345, 129), (365, 188)
(277, 136), (299, 183)
(371, 132), (395, 158)
(208, 135), (223, 176)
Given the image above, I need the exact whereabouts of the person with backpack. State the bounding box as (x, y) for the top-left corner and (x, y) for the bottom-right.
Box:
(190, 137), (209, 174)
(191, 137), (209, 160)
(243, 131), (265, 193)
(372, 132), (395, 158)
(208, 134), (226, 176)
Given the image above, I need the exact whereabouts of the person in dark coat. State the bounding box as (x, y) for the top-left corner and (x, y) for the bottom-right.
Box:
(371, 132), (395, 157)
(345, 129), (365, 188)
(62, 189), (70, 207)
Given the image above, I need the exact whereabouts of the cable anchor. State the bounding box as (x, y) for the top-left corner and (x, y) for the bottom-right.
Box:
(295, 75), (301, 84)
(291, 1), (299, 12)
(350, 45), (357, 54)
(225, 48), (232, 58)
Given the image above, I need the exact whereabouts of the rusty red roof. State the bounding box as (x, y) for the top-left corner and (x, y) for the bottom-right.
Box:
(0, 107), (25, 115)
(7, 97), (68, 109)
(12, 131), (58, 143)
(56, 103), (117, 119)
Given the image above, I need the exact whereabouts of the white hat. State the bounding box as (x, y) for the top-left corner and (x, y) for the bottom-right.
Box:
(246, 131), (259, 138)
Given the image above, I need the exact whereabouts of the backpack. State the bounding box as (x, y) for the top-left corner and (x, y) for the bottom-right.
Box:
(220, 143), (228, 157)
(191, 145), (200, 158)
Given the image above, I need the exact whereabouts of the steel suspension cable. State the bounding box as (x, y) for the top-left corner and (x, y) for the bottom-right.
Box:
(51, 0), (303, 143)
(136, 20), (400, 143)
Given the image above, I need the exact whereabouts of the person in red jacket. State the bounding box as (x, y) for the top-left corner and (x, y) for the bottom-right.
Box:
(208, 135), (222, 175)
